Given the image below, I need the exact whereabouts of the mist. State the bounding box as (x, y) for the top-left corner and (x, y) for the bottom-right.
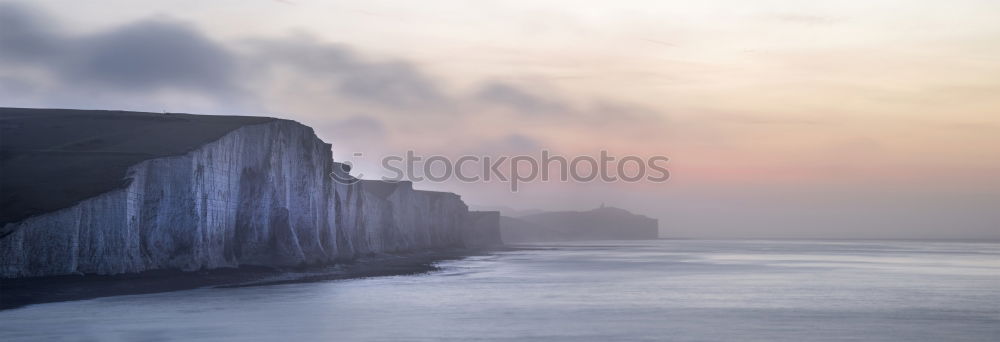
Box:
(1, 0), (998, 239)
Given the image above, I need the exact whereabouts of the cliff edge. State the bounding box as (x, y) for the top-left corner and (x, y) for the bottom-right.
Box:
(0, 108), (502, 278)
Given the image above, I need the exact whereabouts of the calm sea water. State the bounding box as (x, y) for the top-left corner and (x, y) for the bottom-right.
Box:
(2, 240), (999, 341)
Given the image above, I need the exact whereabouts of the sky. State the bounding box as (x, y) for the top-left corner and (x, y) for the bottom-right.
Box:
(1, 0), (998, 239)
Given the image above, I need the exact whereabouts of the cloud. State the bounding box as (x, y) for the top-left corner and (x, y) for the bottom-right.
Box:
(698, 111), (827, 126)
(71, 20), (236, 92)
(468, 133), (544, 156)
(0, 2), (449, 110)
(497, 133), (542, 152)
(0, 2), (62, 62)
(0, 76), (34, 95)
(0, 2), (237, 94)
(0, 1), (665, 152)
(0, 2), (656, 122)
(764, 14), (842, 26)
(475, 81), (568, 115)
(326, 115), (386, 140)
(248, 35), (448, 109)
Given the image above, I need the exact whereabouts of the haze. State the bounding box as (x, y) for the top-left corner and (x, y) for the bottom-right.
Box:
(1, 0), (997, 239)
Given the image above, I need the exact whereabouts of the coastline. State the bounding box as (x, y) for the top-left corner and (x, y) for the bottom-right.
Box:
(0, 247), (507, 311)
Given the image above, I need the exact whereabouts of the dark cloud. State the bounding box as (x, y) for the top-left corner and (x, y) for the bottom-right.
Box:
(475, 82), (567, 115)
(0, 2), (63, 62)
(249, 36), (448, 109)
(0, 1), (660, 129)
(0, 2), (449, 108)
(71, 20), (236, 92)
(0, 2), (237, 94)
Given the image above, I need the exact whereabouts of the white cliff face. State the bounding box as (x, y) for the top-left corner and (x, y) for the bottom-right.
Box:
(0, 120), (501, 278)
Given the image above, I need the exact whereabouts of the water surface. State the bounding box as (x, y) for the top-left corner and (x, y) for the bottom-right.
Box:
(2, 240), (999, 341)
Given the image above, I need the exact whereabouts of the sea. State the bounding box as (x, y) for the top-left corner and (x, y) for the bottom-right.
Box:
(2, 240), (999, 341)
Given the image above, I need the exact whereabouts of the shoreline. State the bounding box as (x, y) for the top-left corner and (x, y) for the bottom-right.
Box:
(0, 247), (506, 311)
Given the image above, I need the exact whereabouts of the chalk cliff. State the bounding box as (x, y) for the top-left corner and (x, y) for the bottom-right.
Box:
(0, 108), (501, 278)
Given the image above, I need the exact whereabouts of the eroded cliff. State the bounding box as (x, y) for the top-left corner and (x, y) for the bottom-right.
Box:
(0, 108), (501, 278)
